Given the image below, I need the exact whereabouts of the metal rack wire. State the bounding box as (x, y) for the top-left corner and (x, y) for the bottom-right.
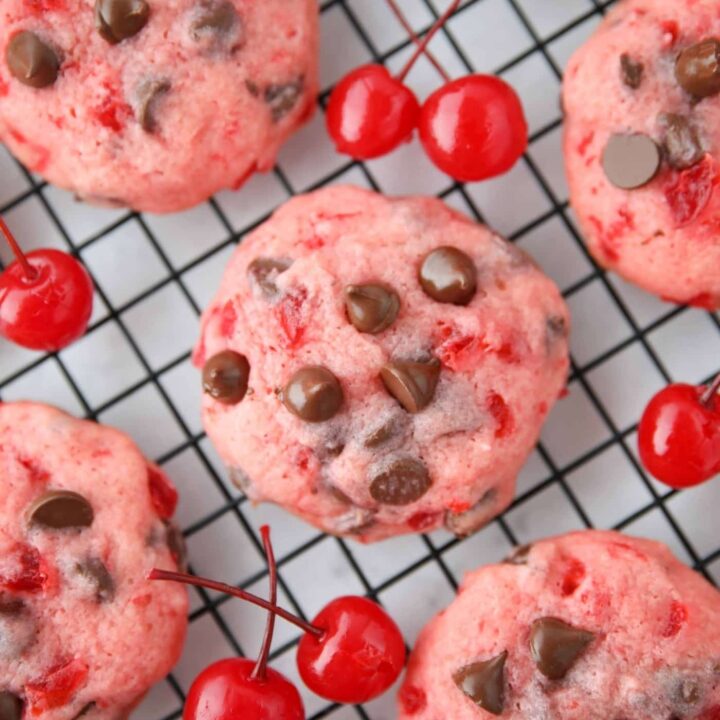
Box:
(0, 1), (718, 718)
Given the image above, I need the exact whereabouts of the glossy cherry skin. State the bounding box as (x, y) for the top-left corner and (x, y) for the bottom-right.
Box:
(183, 658), (304, 720)
(326, 64), (420, 160)
(638, 384), (720, 488)
(297, 596), (406, 704)
(419, 74), (528, 182)
(0, 249), (93, 351)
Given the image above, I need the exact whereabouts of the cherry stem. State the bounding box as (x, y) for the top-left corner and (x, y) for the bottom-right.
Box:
(0, 217), (37, 281)
(386, 0), (451, 82)
(148, 569), (324, 639)
(250, 525), (278, 682)
(397, 0), (461, 82)
(700, 372), (720, 407)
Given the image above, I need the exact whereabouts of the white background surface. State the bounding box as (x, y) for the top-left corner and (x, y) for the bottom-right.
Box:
(1, 1), (719, 719)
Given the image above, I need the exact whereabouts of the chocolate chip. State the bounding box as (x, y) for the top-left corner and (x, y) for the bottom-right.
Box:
(0, 692), (23, 720)
(76, 559), (115, 603)
(602, 133), (661, 190)
(265, 77), (304, 122)
(679, 679), (700, 704)
(546, 315), (569, 352)
(452, 651), (507, 715)
(364, 419), (397, 448)
(380, 359), (440, 414)
(620, 54), (644, 89)
(6, 31), (59, 89)
(229, 466), (253, 495)
(419, 247), (477, 305)
(503, 543), (532, 565)
(675, 39), (720, 98)
(530, 617), (595, 680)
(344, 284), (400, 334)
(0, 599), (24, 617)
(445, 489), (497, 537)
(136, 79), (170, 132)
(95, 0), (150, 44)
(191, 0), (238, 38)
(72, 703), (96, 720)
(283, 366), (344, 423)
(659, 113), (703, 170)
(369, 457), (431, 506)
(247, 258), (291, 297)
(28, 491), (94, 530)
(165, 522), (188, 571)
(202, 350), (250, 405)
(333, 506), (376, 535)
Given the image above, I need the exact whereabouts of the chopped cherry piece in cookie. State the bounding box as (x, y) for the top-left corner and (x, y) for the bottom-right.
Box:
(0, 544), (48, 594)
(25, 658), (89, 713)
(147, 465), (179, 519)
(663, 154), (717, 227)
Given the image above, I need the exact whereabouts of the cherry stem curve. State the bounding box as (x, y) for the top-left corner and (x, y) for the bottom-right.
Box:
(0, 217), (37, 281)
(386, 0), (451, 82)
(700, 372), (720, 407)
(250, 525), (278, 682)
(148, 568), (324, 639)
(397, 0), (461, 82)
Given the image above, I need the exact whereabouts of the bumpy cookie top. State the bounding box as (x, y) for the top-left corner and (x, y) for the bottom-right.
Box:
(195, 186), (569, 542)
(398, 530), (720, 719)
(0, 0), (318, 212)
(0, 403), (187, 720)
(564, 0), (720, 308)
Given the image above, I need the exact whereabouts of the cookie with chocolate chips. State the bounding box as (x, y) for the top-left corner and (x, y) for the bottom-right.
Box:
(196, 186), (569, 542)
(564, 0), (720, 309)
(0, 402), (187, 719)
(0, 0), (318, 213)
(399, 530), (720, 719)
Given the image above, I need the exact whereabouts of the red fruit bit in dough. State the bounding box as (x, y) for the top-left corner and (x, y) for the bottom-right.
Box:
(26, 659), (89, 714)
(659, 20), (679, 48)
(219, 300), (237, 338)
(277, 287), (308, 348)
(700, 707), (720, 720)
(487, 392), (514, 439)
(92, 82), (132, 133)
(24, 0), (67, 12)
(447, 500), (471, 514)
(0, 79), (9, 97)
(437, 330), (521, 373)
(577, 131), (594, 157)
(0, 544), (48, 593)
(588, 208), (634, 263)
(561, 558), (586, 596)
(663, 154), (716, 227)
(18, 455), (50, 483)
(662, 600), (688, 638)
(399, 685), (427, 715)
(408, 512), (441, 531)
(147, 465), (178, 519)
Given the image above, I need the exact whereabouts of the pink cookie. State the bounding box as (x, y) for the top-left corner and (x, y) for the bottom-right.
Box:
(564, 0), (720, 310)
(0, 0), (318, 213)
(0, 402), (188, 720)
(398, 530), (720, 720)
(195, 186), (569, 542)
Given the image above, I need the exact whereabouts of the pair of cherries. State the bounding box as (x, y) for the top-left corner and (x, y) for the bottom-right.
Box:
(0, 217), (93, 352)
(639, 373), (720, 489)
(325, 0), (527, 182)
(150, 526), (406, 719)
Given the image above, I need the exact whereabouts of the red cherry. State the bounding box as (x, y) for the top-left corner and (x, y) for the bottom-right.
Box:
(183, 659), (304, 720)
(419, 74), (528, 182)
(638, 375), (720, 488)
(0, 218), (93, 351)
(326, 64), (420, 160)
(297, 595), (406, 704)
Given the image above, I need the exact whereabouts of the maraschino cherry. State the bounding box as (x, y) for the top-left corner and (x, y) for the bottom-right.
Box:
(638, 372), (720, 488)
(180, 527), (304, 720)
(419, 74), (528, 182)
(0, 217), (93, 351)
(325, 0), (459, 160)
(150, 528), (406, 706)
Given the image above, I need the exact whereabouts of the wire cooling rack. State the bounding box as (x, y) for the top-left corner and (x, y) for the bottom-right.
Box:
(1, 1), (719, 718)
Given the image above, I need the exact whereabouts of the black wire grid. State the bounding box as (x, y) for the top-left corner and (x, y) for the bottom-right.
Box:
(1, 1), (719, 718)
